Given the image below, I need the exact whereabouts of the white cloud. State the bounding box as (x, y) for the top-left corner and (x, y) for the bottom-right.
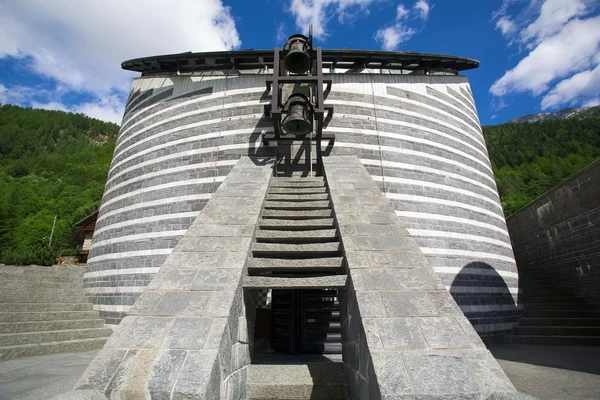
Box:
(490, 0), (600, 111)
(374, 0), (429, 51)
(289, 0), (382, 38)
(495, 17), (517, 36)
(582, 97), (600, 107)
(0, 0), (241, 123)
(541, 63), (600, 109)
(413, 0), (430, 20)
(375, 26), (416, 51)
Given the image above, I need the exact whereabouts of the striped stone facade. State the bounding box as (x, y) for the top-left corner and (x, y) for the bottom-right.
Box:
(85, 71), (519, 340)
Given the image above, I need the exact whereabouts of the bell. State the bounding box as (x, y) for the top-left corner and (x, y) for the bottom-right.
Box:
(284, 35), (311, 74)
(282, 95), (312, 135)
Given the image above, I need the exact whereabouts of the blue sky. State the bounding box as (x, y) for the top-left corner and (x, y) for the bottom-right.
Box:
(0, 0), (598, 126)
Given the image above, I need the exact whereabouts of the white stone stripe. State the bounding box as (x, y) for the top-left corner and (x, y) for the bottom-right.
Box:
(373, 176), (502, 211)
(360, 159), (498, 196)
(444, 286), (519, 295)
(327, 126), (492, 174)
(423, 87), (481, 126)
(409, 229), (512, 249)
(93, 212), (199, 236)
(110, 125), (267, 174)
(376, 91), (483, 139)
(344, 112), (488, 157)
(85, 267), (161, 279)
(386, 193), (505, 221)
(117, 105), (266, 154)
(106, 142), (263, 187)
(92, 305), (131, 312)
(434, 266), (518, 279)
(119, 87), (266, 140)
(104, 159), (237, 197)
(92, 230), (187, 249)
(395, 211), (509, 236)
(97, 194), (212, 223)
(327, 98), (484, 146)
(85, 286), (146, 294)
(101, 177), (225, 211)
(333, 142), (495, 184)
(87, 248), (173, 263)
(421, 247), (516, 264)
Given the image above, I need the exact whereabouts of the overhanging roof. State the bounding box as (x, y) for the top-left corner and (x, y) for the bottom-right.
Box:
(121, 49), (479, 74)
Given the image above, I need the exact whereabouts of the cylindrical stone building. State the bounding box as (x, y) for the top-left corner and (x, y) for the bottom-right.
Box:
(85, 49), (519, 341)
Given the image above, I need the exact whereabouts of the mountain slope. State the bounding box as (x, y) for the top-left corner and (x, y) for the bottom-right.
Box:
(0, 105), (119, 264)
(510, 105), (600, 123)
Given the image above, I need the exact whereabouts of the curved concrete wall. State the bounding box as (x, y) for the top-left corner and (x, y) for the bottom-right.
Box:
(85, 72), (519, 339)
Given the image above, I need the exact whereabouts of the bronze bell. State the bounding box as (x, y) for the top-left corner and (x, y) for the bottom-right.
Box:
(284, 35), (311, 74)
(282, 94), (312, 135)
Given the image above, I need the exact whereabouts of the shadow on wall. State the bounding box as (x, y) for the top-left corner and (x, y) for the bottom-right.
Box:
(450, 262), (519, 345)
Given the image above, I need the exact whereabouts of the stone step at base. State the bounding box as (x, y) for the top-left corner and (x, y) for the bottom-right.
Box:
(522, 296), (593, 304)
(0, 288), (87, 297)
(259, 218), (335, 230)
(523, 309), (600, 319)
(252, 242), (341, 257)
(519, 317), (600, 327)
(266, 193), (330, 202)
(269, 187), (328, 194)
(0, 267), (85, 281)
(269, 181), (326, 188)
(0, 294), (89, 304)
(0, 280), (85, 289)
(514, 326), (600, 336)
(0, 319), (105, 334)
(261, 209), (333, 219)
(504, 335), (600, 346)
(255, 229), (338, 243)
(272, 177), (324, 182)
(243, 275), (347, 289)
(524, 303), (598, 311)
(264, 201), (331, 210)
(0, 303), (93, 313)
(0, 337), (109, 361)
(0, 327), (113, 346)
(246, 363), (348, 400)
(248, 257), (345, 272)
(0, 310), (100, 323)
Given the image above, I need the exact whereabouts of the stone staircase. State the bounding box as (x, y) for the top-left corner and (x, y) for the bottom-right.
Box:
(0, 266), (112, 360)
(505, 278), (600, 346)
(243, 175), (349, 399)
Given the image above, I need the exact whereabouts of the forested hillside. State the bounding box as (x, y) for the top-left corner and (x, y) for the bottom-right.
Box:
(0, 105), (119, 264)
(483, 115), (600, 216)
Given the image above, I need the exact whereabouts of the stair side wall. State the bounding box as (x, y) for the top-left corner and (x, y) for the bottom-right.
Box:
(507, 158), (600, 306)
(324, 156), (517, 399)
(74, 157), (272, 399)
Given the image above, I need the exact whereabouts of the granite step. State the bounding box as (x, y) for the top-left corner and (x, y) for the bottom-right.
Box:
(264, 201), (331, 210)
(518, 317), (600, 327)
(246, 363), (348, 400)
(266, 193), (329, 201)
(259, 218), (335, 230)
(269, 187), (328, 194)
(252, 243), (341, 257)
(247, 257), (345, 272)
(523, 309), (600, 318)
(514, 326), (600, 336)
(0, 337), (109, 360)
(261, 209), (333, 219)
(0, 294), (89, 304)
(0, 288), (87, 297)
(255, 229), (338, 243)
(0, 267), (85, 281)
(0, 327), (113, 346)
(522, 296), (592, 303)
(243, 275), (347, 289)
(0, 303), (93, 312)
(0, 311), (100, 323)
(0, 319), (105, 334)
(0, 280), (85, 289)
(269, 181), (325, 188)
(503, 335), (600, 346)
(524, 302), (598, 311)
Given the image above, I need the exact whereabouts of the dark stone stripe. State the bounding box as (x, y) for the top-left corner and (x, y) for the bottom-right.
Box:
(93, 216), (197, 244)
(447, 87), (477, 115)
(426, 86), (479, 124)
(86, 255), (169, 274)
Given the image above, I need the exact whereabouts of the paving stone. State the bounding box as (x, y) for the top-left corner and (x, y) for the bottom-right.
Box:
(380, 291), (438, 317)
(375, 318), (428, 350)
(172, 351), (221, 400)
(417, 317), (474, 349)
(164, 318), (213, 349)
(242, 275), (348, 289)
(360, 270), (400, 290)
(370, 352), (414, 398)
(147, 349), (188, 400)
(153, 292), (211, 316)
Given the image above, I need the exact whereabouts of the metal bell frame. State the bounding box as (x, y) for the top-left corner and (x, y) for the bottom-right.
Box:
(264, 26), (334, 174)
